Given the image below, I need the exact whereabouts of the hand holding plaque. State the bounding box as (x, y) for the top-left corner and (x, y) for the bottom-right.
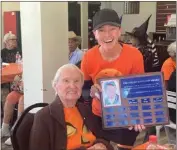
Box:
(90, 84), (102, 100)
(128, 124), (146, 132)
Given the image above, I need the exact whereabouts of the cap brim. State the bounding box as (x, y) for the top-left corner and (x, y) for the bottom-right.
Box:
(93, 22), (121, 31)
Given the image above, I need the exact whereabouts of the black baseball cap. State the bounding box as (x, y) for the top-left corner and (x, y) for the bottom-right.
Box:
(93, 8), (121, 31)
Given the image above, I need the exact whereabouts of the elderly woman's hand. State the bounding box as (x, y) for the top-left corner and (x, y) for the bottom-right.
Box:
(87, 143), (107, 150)
(90, 84), (102, 100)
(128, 124), (146, 132)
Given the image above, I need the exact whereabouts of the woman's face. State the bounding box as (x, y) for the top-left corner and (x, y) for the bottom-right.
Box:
(54, 68), (83, 107)
(6, 37), (17, 49)
(94, 25), (121, 52)
(106, 85), (116, 99)
(168, 51), (176, 61)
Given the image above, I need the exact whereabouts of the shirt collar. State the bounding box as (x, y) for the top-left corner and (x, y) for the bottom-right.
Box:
(69, 47), (80, 58)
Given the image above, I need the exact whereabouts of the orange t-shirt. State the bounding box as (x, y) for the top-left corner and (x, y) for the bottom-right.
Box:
(81, 44), (144, 116)
(161, 57), (176, 81)
(64, 107), (96, 150)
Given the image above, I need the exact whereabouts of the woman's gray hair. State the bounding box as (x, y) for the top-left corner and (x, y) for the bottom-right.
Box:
(3, 33), (16, 44)
(52, 64), (84, 89)
(167, 41), (176, 58)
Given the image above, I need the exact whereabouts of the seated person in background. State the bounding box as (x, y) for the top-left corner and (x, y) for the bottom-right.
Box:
(161, 41), (176, 88)
(1, 75), (24, 145)
(68, 31), (84, 65)
(1, 33), (22, 63)
(29, 64), (113, 150)
(126, 15), (160, 72)
(104, 81), (120, 106)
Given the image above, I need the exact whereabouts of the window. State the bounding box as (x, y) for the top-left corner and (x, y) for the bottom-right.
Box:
(124, 1), (140, 14)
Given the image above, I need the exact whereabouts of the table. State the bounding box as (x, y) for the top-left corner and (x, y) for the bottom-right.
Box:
(132, 142), (148, 150)
(1, 63), (22, 84)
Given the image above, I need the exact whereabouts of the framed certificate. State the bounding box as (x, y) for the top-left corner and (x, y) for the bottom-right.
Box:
(98, 72), (169, 129)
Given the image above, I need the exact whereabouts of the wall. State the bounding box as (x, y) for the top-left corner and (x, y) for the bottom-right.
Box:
(1, 2), (20, 49)
(41, 2), (69, 103)
(1, 2), (89, 49)
(101, 2), (157, 34)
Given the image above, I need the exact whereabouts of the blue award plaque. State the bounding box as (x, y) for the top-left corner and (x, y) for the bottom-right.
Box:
(98, 72), (169, 129)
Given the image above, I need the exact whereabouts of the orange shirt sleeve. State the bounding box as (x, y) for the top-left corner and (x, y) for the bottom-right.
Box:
(131, 50), (145, 74)
(81, 52), (91, 80)
(161, 60), (175, 81)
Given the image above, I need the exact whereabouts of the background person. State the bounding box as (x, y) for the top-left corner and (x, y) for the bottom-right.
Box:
(161, 41), (176, 87)
(1, 33), (22, 63)
(126, 15), (160, 72)
(1, 75), (24, 145)
(68, 31), (84, 65)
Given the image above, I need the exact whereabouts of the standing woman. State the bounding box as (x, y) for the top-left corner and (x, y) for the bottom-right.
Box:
(81, 9), (146, 150)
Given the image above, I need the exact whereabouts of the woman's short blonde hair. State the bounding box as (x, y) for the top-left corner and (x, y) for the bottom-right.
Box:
(52, 64), (84, 89)
(167, 41), (176, 58)
(3, 33), (16, 44)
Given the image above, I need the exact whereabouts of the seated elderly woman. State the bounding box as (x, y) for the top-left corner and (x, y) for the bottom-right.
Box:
(161, 41), (176, 88)
(29, 64), (113, 150)
(1, 32), (22, 63)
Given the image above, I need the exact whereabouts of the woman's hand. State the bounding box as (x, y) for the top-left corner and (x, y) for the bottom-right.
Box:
(87, 143), (107, 150)
(128, 124), (146, 132)
(90, 84), (102, 100)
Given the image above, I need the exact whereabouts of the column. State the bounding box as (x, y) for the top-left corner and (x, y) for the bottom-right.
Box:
(80, 2), (88, 49)
(20, 2), (68, 109)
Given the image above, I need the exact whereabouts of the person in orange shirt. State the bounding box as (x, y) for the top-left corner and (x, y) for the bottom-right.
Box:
(29, 64), (114, 150)
(161, 41), (176, 87)
(81, 8), (146, 150)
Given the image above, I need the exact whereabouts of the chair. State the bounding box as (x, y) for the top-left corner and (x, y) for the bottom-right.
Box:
(75, 60), (81, 68)
(11, 103), (48, 150)
(156, 90), (176, 143)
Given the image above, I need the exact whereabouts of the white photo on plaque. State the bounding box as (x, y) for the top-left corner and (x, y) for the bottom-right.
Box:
(101, 80), (121, 107)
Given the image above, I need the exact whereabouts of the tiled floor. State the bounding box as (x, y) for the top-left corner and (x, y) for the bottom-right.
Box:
(2, 138), (13, 150)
